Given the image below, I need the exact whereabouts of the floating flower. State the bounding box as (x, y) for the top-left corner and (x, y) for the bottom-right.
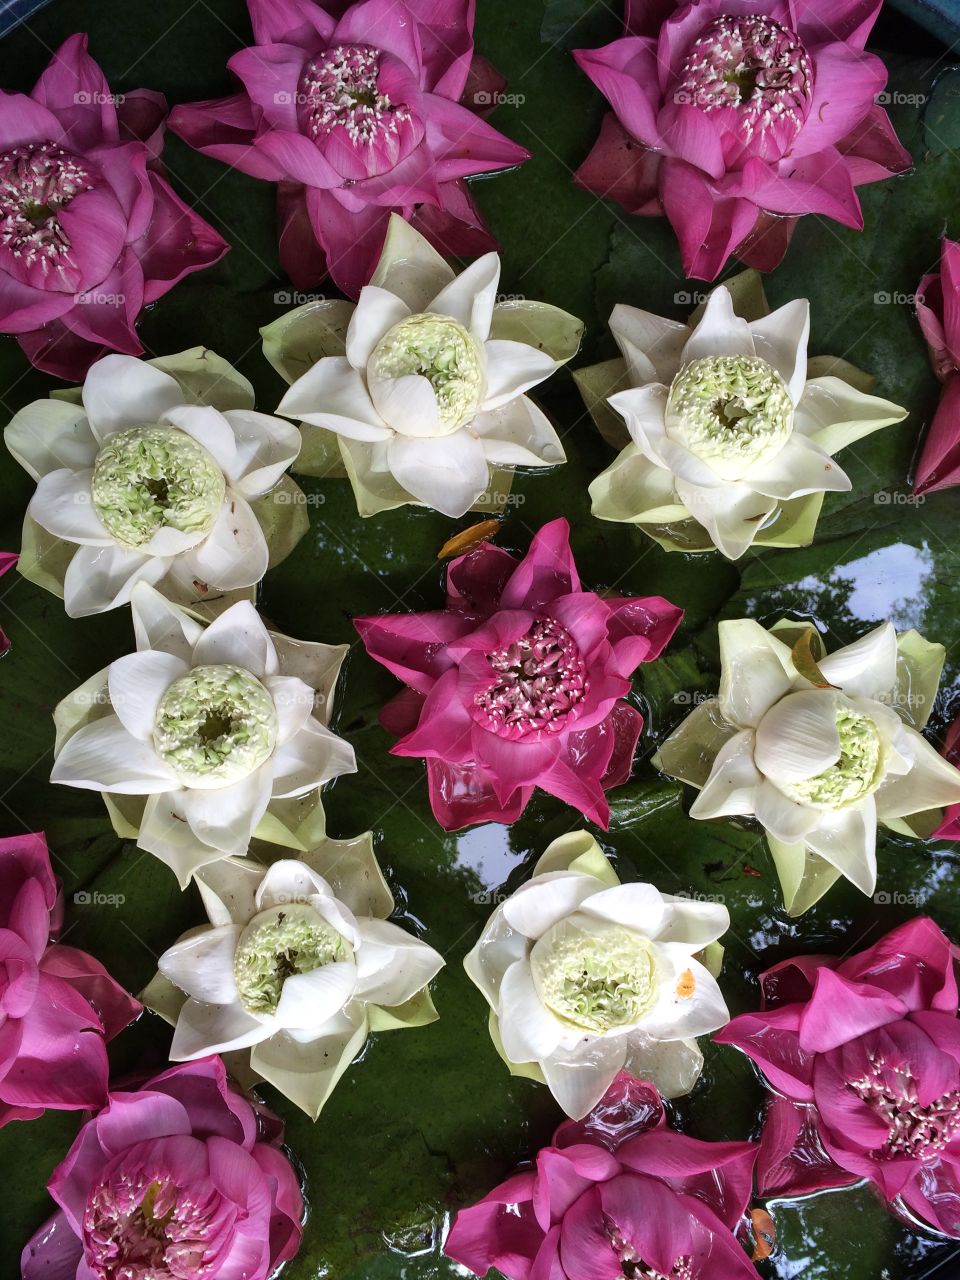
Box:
(572, 0), (911, 279)
(169, 0), (528, 298)
(913, 238), (960, 494)
(655, 617), (960, 914)
(5, 349), (306, 617)
(269, 215), (581, 517)
(717, 918), (960, 1238)
(145, 843), (443, 1118)
(580, 279), (907, 557)
(0, 831), (140, 1126)
(934, 714), (960, 840)
(355, 518), (682, 829)
(463, 830), (729, 1117)
(0, 34), (228, 380)
(51, 583), (357, 884)
(445, 1071), (759, 1278)
(21, 1056), (304, 1280)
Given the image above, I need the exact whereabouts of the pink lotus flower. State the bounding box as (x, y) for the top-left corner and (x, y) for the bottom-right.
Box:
(445, 1071), (759, 1279)
(933, 713), (960, 839)
(0, 34), (228, 380)
(169, 0), (529, 299)
(355, 518), (682, 830)
(914, 239), (960, 494)
(573, 0), (911, 279)
(0, 550), (16, 655)
(716, 917), (960, 1237)
(21, 1057), (304, 1280)
(0, 831), (140, 1126)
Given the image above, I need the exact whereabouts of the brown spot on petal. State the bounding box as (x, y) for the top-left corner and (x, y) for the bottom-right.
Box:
(438, 519), (501, 559)
(676, 969), (696, 999)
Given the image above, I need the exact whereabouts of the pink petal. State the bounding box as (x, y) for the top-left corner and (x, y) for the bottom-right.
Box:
(410, 179), (499, 259)
(422, 93), (529, 180)
(59, 253), (144, 350)
(604, 595), (683, 674)
(426, 756), (530, 829)
(533, 1146), (619, 1231)
(168, 95), (285, 181)
(790, 44), (886, 160)
(247, 0), (335, 46)
(938, 239), (960, 369)
(0, 973), (109, 1111)
(17, 317), (141, 381)
(446, 543), (517, 615)
(733, 209), (796, 273)
(756, 1094), (856, 1198)
(227, 42), (307, 133)
(137, 172), (229, 303)
(914, 374), (960, 495)
(379, 686), (426, 737)
(500, 518), (580, 610)
(31, 33), (119, 150)
(277, 181), (329, 287)
(254, 127), (343, 189)
(898, 1155), (960, 1237)
(573, 38), (661, 149)
(837, 917), (960, 1013)
(116, 88), (168, 158)
(797, 967), (905, 1053)
(0, 91), (63, 151)
(445, 1197), (542, 1280)
(0, 271), (77, 333)
(596, 1174), (696, 1276)
(305, 186), (390, 298)
(0, 832), (57, 935)
(21, 1209), (83, 1280)
(724, 151), (862, 227)
(408, 0), (476, 99)
(794, 0), (884, 49)
(617, 1131), (757, 1229)
(39, 944), (141, 1039)
(574, 112), (662, 216)
(331, 0), (424, 71)
(393, 668), (476, 762)
(252, 1142), (305, 1264)
(355, 610), (470, 692)
(86, 141), (154, 239)
(538, 756), (610, 829)
(557, 1184), (623, 1280)
(471, 723), (561, 801)
(657, 101), (725, 179)
(599, 702), (644, 788)
(659, 159), (758, 280)
(834, 102), (912, 185)
(714, 1004), (814, 1099)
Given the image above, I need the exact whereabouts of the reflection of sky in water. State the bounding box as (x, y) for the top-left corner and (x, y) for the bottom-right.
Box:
(452, 823), (517, 891)
(792, 543), (935, 631)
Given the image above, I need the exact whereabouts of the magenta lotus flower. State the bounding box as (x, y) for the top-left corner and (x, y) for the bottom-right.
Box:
(716, 917), (960, 1237)
(445, 1071), (759, 1279)
(573, 0), (911, 280)
(933, 714), (960, 840)
(0, 34), (228, 380)
(21, 1057), (304, 1280)
(169, 0), (529, 299)
(914, 239), (960, 494)
(355, 518), (682, 830)
(0, 831), (140, 1127)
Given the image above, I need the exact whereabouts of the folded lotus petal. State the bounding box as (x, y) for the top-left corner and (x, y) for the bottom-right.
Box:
(52, 716), (177, 793)
(354, 918), (443, 1006)
(275, 959), (358, 1030)
(345, 286), (411, 368)
(159, 925), (242, 1004)
(914, 375), (960, 495)
(0, 973), (109, 1110)
(190, 600), (278, 676)
(541, 1038), (629, 1123)
(753, 779), (822, 843)
(259, 675), (315, 748)
(502, 872), (605, 941)
(793, 376), (908, 456)
(578, 883), (665, 935)
(5, 400), (98, 481)
(353, 611), (466, 693)
(221, 410), (301, 495)
(107, 650), (188, 740)
(798, 967), (906, 1054)
(428, 251), (500, 341)
(482, 340), (559, 410)
(746, 298), (810, 404)
(468, 397), (566, 469)
(660, 161), (760, 281)
(607, 383), (670, 464)
(171, 997), (274, 1059)
(271, 717), (357, 796)
(498, 961), (566, 1063)
(640, 950), (730, 1042)
(386, 430), (489, 518)
(21, 1209), (84, 1280)
(754, 690), (843, 783)
(689, 730), (761, 820)
(250, 1013), (367, 1120)
(178, 768), (273, 852)
(160, 403), (237, 474)
(609, 302), (689, 386)
(718, 618), (795, 728)
(877, 727), (960, 818)
(743, 433), (850, 499)
(573, 38), (660, 147)
(790, 44), (886, 160)
(130, 581), (205, 661)
(804, 798), (877, 895)
(28, 469), (111, 545)
(81, 355), (184, 440)
(500, 517), (580, 610)
(674, 476), (776, 559)
(814, 622), (897, 699)
(172, 498), (268, 592)
(277, 357), (391, 440)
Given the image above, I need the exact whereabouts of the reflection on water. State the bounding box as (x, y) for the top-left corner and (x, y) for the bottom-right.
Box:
(790, 542), (936, 632)
(451, 822), (518, 892)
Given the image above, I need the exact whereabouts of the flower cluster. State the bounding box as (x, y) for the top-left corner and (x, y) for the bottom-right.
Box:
(914, 238), (960, 494)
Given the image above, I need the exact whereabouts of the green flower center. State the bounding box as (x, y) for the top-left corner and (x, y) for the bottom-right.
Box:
(530, 917), (660, 1034)
(234, 903), (348, 1015)
(666, 355), (793, 480)
(152, 664), (278, 786)
(779, 705), (882, 809)
(370, 313), (485, 434)
(91, 426), (225, 549)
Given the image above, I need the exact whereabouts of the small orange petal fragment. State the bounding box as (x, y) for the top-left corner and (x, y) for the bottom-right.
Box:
(750, 1208), (776, 1261)
(438, 519), (501, 560)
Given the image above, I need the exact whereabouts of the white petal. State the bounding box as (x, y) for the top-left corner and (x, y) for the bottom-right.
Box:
(718, 619), (796, 728)
(608, 384), (671, 464)
(471, 397), (565, 468)
(269, 717), (356, 796)
(370, 372), (442, 437)
(502, 872), (601, 939)
(369, 213), (454, 309)
(161, 404), (237, 474)
(540, 1038), (627, 1120)
(51, 715), (178, 793)
(82, 354), (184, 439)
(754, 778), (823, 842)
(609, 303), (689, 385)
(877, 727), (960, 818)
(655, 898), (729, 947)
(744, 433), (850, 499)
(171, 997), (274, 1059)
(748, 299), (809, 404)
(178, 767), (273, 853)
(680, 287), (755, 363)
(249, 1011), (367, 1119)
(793, 376), (907, 454)
(275, 959), (358, 1030)
(689, 729), (762, 820)
(804, 799), (878, 895)
(108, 650), (189, 740)
(674, 477), (776, 559)
(427, 252), (500, 341)
(222, 410), (301, 496)
(176, 498), (268, 592)
(354, 918), (444, 1007)
(255, 859), (331, 910)
(345, 285), (411, 368)
(277, 357), (391, 440)
(481, 339), (557, 410)
(130, 582), (205, 662)
(463, 909), (529, 1011)
(5, 398), (98, 479)
(191, 600), (278, 676)
(386, 430), (489, 518)
(754, 690), (842, 783)
(262, 675), (316, 746)
(137, 792), (230, 886)
(497, 960), (565, 1062)
(196, 857), (264, 924)
(27, 469), (110, 544)
(578, 883), (665, 934)
(63, 544), (169, 618)
(818, 623), (898, 699)
(158, 924), (241, 1003)
(640, 947), (730, 1040)
(623, 1033), (702, 1099)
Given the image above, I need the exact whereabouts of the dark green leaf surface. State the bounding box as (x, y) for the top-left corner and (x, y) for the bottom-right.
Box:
(1, 3), (960, 1277)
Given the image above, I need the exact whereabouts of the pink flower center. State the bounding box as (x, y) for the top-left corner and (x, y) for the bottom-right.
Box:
(607, 1224), (695, 1279)
(299, 44), (412, 146)
(676, 15), (812, 147)
(0, 140), (95, 272)
(473, 617), (588, 739)
(84, 1169), (216, 1278)
(849, 1054), (960, 1159)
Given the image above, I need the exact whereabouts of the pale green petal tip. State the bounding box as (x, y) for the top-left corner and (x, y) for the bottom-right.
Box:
(292, 425), (349, 479)
(369, 214), (455, 311)
(16, 515), (71, 599)
(148, 347), (255, 411)
(694, 270), (770, 324)
(573, 358), (630, 449)
(368, 987), (439, 1032)
(489, 300), (583, 364)
(894, 629), (946, 730)
(305, 829), (394, 920)
(250, 475), (311, 567)
(140, 969), (187, 1025)
(768, 836), (842, 916)
(488, 1008), (546, 1083)
(698, 940), (724, 979)
(533, 830), (619, 886)
(261, 298), (355, 386)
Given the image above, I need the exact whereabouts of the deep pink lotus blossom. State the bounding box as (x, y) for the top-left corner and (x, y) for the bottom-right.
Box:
(169, 0), (529, 299)
(355, 518), (682, 830)
(0, 34), (228, 380)
(914, 239), (960, 494)
(573, 0), (911, 280)
(21, 1057), (304, 1280)
(445, 1071), (758, 1279)
(716, 917), (960, 1237)
(0, 831), (140, 1127)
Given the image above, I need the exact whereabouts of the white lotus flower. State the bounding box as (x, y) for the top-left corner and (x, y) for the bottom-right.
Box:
(4, 349), (303, 616)
(464, 831), (730, 1119)
(272, 215), (581, 518)
(51, 583), (356, 882)
(655, 619), (960, 914)
(584, 285), (907, 558)
(144, 844), (443, 1118)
